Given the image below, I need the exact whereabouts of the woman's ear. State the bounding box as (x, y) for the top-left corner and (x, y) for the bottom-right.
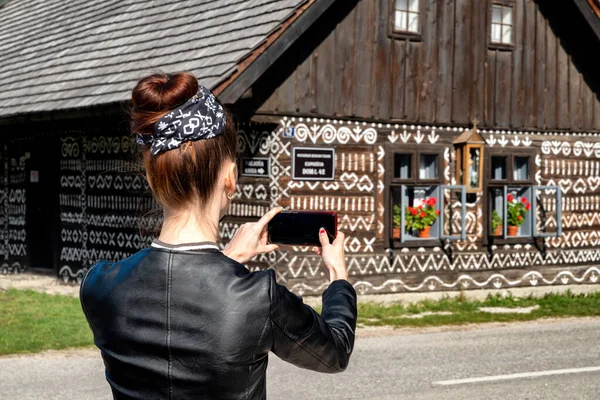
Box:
(224, 162), (238, 194)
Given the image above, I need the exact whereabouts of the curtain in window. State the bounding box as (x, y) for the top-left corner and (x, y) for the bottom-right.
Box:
(419, 155), (437, 179)
(514, 157), (529, 181)
(492, 157), (505, 180)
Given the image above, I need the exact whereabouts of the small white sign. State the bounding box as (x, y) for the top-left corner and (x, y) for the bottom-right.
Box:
(30, 170), (39, 183)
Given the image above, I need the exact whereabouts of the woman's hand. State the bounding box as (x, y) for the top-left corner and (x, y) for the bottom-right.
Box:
(223, 207), (283, 264)
(313, 229), (348, 283)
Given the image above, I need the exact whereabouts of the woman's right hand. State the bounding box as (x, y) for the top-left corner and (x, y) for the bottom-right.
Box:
(314, 229), (348, 283)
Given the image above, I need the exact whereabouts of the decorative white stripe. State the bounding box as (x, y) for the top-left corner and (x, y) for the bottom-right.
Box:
(434, 366), (600, 386)
(150, 243), (220, 251)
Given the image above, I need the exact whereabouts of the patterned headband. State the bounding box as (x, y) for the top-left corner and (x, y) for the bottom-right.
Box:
(136, 86), (226, 155)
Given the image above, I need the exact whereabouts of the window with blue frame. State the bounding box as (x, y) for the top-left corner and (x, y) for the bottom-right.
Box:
(386, 145), (467, 247)
(486, 149), (561, 242)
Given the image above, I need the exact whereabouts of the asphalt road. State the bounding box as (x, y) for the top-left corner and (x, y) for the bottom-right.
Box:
(2, 319), (600, 399)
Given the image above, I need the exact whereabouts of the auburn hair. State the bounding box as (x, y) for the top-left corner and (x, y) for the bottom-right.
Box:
(130, 72), (238, 209)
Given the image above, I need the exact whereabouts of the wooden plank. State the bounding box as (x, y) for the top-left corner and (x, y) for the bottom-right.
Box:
(544, 21), (557, 129)
(556, 41), (570, 129)
(451, 0), (471, 124)
(276, 68), (297, 113)
(435, 0), (454, 123)
(534, 3), (546, 129)
(371, 0), (392, 120)
(510, 0), (524, 129)
(354, 0), (376, 118)
(295, 52), (314, 114)
(333, 3), (357, 117)
(494, 51), (512, 128)
(418, 0), (438, 122)
(391, 39), (407, 119)
(568, 62), (583, 131)
(594, 94), (600, 130)
(404, 41), (421, 121)
(522, 0), (536, 128)
(315, 26), (336, 116)
(484, 50), (496, 127)
(581, 76), (595, 129)
(469, 0), (486, 124)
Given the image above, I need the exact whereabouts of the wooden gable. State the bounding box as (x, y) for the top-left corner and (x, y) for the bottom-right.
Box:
(247, 0), (600, 131)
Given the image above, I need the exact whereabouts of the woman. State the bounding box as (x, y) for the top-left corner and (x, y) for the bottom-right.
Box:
(80, 72), (357, 400)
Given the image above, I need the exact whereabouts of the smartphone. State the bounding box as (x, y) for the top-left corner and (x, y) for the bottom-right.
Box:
(268, 211), (337, 246)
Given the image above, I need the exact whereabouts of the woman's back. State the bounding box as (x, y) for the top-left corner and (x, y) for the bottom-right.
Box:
(81, 243), (357, 399)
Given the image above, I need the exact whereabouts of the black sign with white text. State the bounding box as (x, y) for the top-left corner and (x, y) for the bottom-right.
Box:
(292, 147), (336, 181)
(241, 158), (270, 178)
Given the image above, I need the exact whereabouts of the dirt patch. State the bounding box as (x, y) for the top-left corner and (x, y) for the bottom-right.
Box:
(479, 305), (540, 314)
(0, 273), (80, 297)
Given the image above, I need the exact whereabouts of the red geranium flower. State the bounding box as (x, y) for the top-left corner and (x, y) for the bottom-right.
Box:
(525, 203), (531, 211)
(518, 216), (523, 221)
(411, 208), (418, 216)
(522, 197), (528, 204)
(436, 210), (440, 215)
(507, 194), (514, 202)
(418, 205), (423, 210)
(427, 198), (437, 207)
(420, 212), (427, 218)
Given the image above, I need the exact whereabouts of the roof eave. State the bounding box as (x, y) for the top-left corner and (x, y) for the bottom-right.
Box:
(573, 0), (600, 41)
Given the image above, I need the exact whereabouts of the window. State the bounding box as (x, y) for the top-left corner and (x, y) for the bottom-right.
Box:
(386, 145), (467, 247)
(393, 0), (420, 34)
(491, 3), (514, 45)
(485, 150), (562, 242)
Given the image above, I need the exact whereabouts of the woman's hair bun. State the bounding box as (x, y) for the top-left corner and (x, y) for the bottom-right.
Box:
(130, 72), (199, 135)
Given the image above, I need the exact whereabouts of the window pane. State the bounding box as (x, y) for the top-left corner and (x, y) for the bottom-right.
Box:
(491, 156), (507, 180)
(514, 157), (529, 181)
(507, 187), (533, 237)
(408, 12), (419, 32)
(491, 23), (502, 42)
(468, 148), (481, 189)
(394, 154), (412, 179)
(419, 154), (438, 179)
(502, 25), (512, 44)
(396, 0), (408, 11)
(491, 188), (504, 236)
(395, 10), (407, 31)
(492, 5), (502, 23)
(502, 6), (513, 26)
(408, 0), (419, 12)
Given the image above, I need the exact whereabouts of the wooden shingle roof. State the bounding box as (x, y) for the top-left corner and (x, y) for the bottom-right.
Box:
(0, 0), (308, 118)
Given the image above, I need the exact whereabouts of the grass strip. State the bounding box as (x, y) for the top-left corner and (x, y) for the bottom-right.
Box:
(1, 288), (600, 355)
(352, 291), (600, 328)
(0, 289), (93, 355)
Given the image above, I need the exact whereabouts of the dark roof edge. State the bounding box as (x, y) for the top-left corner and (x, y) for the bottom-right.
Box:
(218, 0), (337, 105)
(0, 101), (126, 126)
(573, 0), (600, 41)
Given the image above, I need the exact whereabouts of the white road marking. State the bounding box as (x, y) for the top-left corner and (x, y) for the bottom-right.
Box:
(433, 366), (600, 386)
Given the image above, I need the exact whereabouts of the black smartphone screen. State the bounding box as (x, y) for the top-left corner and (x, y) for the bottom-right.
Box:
(268, 211), (337, 246)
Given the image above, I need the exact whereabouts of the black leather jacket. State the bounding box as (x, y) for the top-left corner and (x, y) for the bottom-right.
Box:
(80, 244), (357, 399)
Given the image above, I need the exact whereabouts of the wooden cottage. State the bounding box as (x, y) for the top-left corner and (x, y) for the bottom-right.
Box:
(0, 0), (599, 295)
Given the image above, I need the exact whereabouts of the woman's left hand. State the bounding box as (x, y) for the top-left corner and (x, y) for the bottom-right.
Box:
(223, 207), (283, 264)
